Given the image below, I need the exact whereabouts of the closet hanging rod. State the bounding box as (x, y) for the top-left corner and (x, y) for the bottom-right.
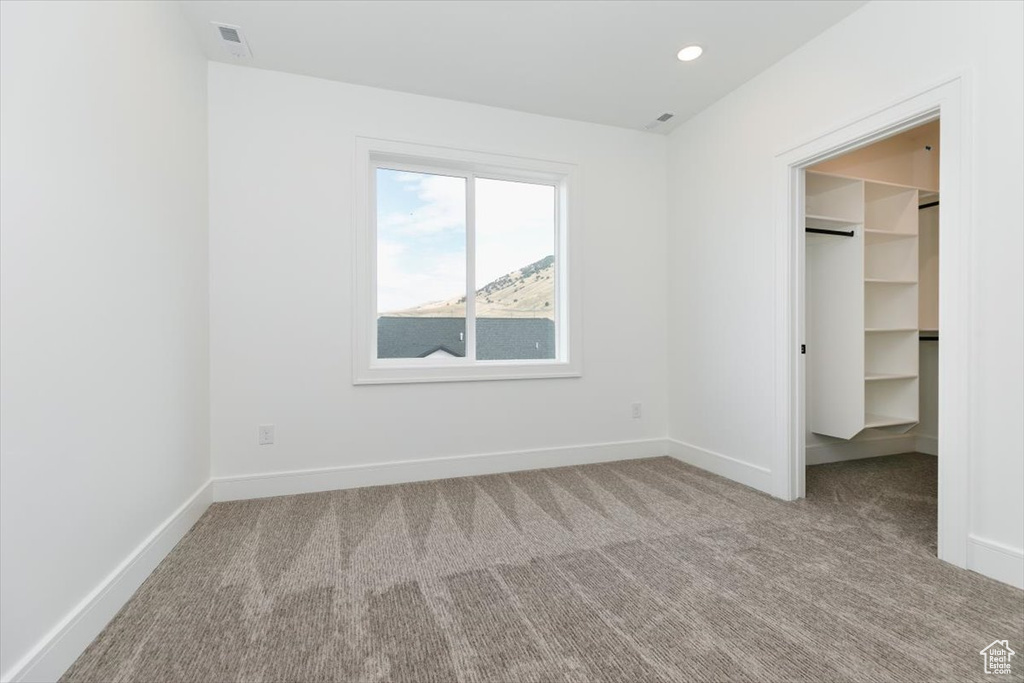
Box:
(806, 227), (855, 237)
(919, 200), (939, 210)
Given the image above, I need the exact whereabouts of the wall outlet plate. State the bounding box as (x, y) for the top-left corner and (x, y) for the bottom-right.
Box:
(258, 424), (275, 445)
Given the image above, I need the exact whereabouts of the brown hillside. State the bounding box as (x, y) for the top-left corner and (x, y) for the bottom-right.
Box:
(385, 255), (555, 319)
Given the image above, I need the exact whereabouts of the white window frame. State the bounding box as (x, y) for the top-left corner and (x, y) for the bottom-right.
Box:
(353, 137), (582, 384)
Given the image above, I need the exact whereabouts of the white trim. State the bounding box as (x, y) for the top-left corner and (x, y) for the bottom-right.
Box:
(772, 73), (972, 572)
(665, 438), (773, 494)
(353, 136), (582, 385)
(352, 360), (583, 385)
(805, 434), (918, 466)
(967, 535), (1024, 590)
(212, 438), (666, 502)
(2, 481), (213, 683)
(915, 434), (938, 456)
(465, 170), (477, 362)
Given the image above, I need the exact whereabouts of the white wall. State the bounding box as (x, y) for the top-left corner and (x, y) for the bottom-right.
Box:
(917, 341), (939, 455)
(0, 1), (209, 678)
(208, 64), (668, 485)
(667, 0), (1022, 565)
(915, 204), (940, 455)
(918, 203), (940, 333)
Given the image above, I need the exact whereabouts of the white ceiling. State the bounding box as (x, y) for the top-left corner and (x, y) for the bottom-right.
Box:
(180, 0), (865, 133)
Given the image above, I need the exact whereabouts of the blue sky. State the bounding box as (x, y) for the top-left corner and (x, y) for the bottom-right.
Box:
(376, 169), (554, 312)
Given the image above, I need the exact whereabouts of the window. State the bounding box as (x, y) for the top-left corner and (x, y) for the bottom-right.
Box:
(354, 138), (580, 384)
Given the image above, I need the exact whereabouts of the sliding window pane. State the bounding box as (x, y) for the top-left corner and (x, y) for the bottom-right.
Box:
(474, 178), (556, 360)
(376, 168), (466, 359)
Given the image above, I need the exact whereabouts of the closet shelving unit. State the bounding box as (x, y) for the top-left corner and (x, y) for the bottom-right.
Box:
(806, 171), (919, 439)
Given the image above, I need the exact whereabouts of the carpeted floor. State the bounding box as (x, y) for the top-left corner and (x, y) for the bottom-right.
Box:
(63, 453), (1023, 682)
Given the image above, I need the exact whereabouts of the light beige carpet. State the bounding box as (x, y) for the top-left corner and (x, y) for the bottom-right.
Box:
(63, 454), (1024, 682)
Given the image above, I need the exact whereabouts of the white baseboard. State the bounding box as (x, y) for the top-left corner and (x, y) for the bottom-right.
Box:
(212, 438), (668, 502)
(3, 481), (213, 683)
(967, 535), (1024, 590)
(665, 438), (773, 494)
(805, 433), (918, 466)
(915, 434), (938, 456)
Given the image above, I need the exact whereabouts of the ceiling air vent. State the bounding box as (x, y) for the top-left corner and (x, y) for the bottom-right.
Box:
(218, 26), (241, 43)
(212, 22), (252, 61)
(643, 112), (675, 131)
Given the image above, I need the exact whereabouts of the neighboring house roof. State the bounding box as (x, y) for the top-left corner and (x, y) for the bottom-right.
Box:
(419, 345), (460, 358)
(377, 317), (555, 360)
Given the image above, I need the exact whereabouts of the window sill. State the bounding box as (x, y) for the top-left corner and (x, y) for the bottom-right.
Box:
(352, 360), (582, 385)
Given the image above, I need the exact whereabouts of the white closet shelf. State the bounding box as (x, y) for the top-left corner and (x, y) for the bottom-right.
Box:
(806, 214), (861, 229)
(865, 327), (917, 333)
(864, 413), (918, 429)
(807, 174), (921, 441)
(865, 278), (918, 284)
(864, 229), (916, 242)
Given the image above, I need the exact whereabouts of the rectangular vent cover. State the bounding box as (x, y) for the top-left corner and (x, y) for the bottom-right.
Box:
(643, 112), (676, 131)
(218, 26), (241, 43)
(212, 22), (252, 61)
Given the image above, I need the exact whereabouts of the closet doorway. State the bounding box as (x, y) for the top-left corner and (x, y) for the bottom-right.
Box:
(803, 120), (940, 555)
(772, 75), (971, 570)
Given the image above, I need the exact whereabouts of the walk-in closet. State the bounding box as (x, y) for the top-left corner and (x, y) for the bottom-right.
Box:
(803, 120), (941, 552)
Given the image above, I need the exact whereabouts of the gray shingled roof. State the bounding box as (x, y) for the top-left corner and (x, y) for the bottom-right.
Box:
(377, 317), (555, 360)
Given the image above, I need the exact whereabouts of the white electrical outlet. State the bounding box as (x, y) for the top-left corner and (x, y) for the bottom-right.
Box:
(632, 402), (642, 419)
(258, 424), (275, 445)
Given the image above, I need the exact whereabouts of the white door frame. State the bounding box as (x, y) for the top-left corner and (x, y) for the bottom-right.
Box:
(771, 74), (972, 569)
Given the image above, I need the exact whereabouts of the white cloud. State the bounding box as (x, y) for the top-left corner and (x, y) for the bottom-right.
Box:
(475, 179), (555, 285)
(379, 172), (466, 235)
(377, 239), (465, 312)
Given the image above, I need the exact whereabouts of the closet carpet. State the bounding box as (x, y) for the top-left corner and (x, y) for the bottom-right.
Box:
(63, 454), (1023, 682)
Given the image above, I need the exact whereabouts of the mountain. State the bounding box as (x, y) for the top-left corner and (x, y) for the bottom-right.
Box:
(385, 255), (555, 319)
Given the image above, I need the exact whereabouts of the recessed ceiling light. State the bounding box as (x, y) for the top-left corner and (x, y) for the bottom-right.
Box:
(677, 45), (703, 62)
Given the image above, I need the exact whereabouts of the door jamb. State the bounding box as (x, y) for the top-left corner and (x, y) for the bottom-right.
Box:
(772, 74), (971, 569)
